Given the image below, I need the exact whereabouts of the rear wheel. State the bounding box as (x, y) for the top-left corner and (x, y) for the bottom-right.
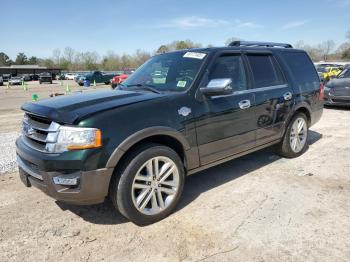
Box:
(276, 113), (308, 158)
(110, 144), (185, 225)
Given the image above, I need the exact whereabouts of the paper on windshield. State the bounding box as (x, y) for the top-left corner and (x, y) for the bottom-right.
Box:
(183, 52), (206, 59)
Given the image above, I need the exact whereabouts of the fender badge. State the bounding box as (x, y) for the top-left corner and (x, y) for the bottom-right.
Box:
(178, 107), (191, 117)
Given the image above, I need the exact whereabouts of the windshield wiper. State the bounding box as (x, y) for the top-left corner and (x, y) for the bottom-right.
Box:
(126, 83), (162, 94)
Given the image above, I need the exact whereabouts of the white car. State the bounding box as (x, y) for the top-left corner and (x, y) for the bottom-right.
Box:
(9, 76), (23, 85)
(64, 73), (77, 80)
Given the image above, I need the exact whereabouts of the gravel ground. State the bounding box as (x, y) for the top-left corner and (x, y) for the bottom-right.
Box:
(0, 132), (18, 174)
(0, 82), (349, 261)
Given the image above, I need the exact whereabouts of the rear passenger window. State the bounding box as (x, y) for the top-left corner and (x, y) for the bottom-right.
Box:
(282, 52), (319, 91)
(247, 55), (285, 88)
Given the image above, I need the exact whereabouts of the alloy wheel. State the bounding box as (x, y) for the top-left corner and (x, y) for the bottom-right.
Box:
(131, 156), (180, 215)
(289, 117), (307, 153)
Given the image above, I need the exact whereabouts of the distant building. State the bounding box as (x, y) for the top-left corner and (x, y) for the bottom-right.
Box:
(0, 65), (61, 76)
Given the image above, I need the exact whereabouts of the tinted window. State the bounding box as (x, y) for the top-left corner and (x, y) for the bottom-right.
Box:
(282, 52), (319, 91)
(208, 54), (247, 91)
(247, 55), (285, 88)
(122, 51), (206, 92)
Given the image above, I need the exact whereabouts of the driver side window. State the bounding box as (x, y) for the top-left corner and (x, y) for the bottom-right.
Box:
(208, 54), (247, 91)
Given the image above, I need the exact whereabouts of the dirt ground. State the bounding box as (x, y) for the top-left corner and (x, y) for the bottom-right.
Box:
(0, 81), (349, 261)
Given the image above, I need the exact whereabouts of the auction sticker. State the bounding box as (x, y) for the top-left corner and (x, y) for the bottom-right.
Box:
(177, 81), (187, 88)
(183, 52), (206, 59)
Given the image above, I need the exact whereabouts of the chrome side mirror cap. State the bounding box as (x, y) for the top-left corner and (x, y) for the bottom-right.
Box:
(200, 78), (233, 96)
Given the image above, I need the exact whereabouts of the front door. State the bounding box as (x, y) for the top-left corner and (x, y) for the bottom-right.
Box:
(195, 53), (256, 165)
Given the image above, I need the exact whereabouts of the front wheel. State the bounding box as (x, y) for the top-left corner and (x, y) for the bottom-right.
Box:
(276, 113), (308, 158)
(110, 144), (185, 225)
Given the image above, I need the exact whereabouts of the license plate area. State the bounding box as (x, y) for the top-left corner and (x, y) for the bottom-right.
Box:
(19, 168), (31, 187)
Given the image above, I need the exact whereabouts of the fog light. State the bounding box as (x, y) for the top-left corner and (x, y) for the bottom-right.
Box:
(53, 174), (80, 186)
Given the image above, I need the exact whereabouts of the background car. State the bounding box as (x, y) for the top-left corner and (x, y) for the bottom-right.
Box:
(64, 73), (77, 80)
(9, 76), (22, 85)
(110, 72), (131, 89)
(55, 74), (65, 80)
(39, 72), (53, 84)
(2, 74), (11, 82)
(316, 65), (342, 83)
(77, 71), (115, 86)
(21, 74), (31, 81)
(0, 76), (3, 86)
(324, 67), (350, 106)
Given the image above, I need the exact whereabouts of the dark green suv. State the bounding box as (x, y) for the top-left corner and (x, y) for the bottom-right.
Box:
(16, 41), (323, 225)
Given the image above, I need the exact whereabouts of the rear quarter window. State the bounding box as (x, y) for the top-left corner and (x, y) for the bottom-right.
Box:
(281, 52), (319, 92)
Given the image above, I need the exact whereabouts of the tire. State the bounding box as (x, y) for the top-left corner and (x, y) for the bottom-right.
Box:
(39, 81), (42, 84)
(276, 113), (309, 158)
(110, 143), (185, 225)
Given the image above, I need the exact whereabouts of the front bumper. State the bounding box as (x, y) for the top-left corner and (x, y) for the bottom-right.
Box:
(324, 94), (350, 107)
(16, 137), (113, 205)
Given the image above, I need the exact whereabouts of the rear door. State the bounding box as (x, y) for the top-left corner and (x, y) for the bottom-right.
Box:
(245, 52), (293, 145)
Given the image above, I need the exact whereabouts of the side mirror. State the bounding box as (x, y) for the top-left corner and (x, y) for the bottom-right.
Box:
(200, 78), (233, 96)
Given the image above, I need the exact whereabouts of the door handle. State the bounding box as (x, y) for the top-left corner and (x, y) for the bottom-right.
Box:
(283, 92), (292, 101)
(238, 99), (251, 109)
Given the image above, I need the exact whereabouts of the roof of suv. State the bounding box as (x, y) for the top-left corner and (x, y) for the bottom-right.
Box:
(162, 41), (303, 55)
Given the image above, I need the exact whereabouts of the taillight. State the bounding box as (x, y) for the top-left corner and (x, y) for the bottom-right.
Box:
(319, 83), (324, 100)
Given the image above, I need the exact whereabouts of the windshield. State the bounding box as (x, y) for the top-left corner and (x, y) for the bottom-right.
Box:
(120, 51), (207, 92)
(338, 68), (350, 78)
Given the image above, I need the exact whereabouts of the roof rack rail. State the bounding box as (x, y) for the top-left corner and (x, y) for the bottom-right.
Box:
(229, 41), (293, 48)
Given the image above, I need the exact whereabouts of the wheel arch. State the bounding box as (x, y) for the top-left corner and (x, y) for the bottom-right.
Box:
(106, 127), (191, 171)
(293, 104), (312, 126)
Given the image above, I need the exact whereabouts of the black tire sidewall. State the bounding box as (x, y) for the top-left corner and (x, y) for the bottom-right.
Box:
(114, 144), (185, 225)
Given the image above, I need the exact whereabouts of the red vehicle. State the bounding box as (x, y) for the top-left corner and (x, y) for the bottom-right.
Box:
(110, 70), (134, 89)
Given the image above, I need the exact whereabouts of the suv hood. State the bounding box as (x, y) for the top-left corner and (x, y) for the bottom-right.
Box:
(22, 90), (164, 124)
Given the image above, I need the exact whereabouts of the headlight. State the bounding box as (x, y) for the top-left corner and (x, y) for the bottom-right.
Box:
(46, 126), (102, 153)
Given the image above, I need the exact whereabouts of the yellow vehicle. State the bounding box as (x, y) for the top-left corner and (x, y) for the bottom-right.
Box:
(317, 66), (342, 82)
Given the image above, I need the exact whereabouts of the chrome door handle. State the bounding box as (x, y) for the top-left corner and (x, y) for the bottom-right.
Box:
(283, 92), (292, 101)
(238, 99), (251, 109)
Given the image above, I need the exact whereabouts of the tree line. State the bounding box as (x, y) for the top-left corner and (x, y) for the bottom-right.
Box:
(1, 32), (349, 71)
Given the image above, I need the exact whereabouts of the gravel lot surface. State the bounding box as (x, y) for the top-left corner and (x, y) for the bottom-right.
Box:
(0, 82), (349, 261)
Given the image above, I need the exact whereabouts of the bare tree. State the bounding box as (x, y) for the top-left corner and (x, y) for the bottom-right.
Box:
(63, 47), (75, 64)
(346, 30), (350, 40)
(317, 40), (335, 61)
(52, 48), (61, 65)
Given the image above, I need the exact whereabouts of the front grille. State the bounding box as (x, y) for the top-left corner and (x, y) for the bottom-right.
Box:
(22, 113), (59, 152)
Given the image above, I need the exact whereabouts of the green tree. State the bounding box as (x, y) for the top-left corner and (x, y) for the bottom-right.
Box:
(42, 58), (55, 68)
(28, 56), (38, 64)
(156, 45), (170, 54)
(0, 52), (12, 66)
(15, 53), (28, 65)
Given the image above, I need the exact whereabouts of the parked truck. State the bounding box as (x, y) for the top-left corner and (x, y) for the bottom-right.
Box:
(77, 71), (115, 86)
